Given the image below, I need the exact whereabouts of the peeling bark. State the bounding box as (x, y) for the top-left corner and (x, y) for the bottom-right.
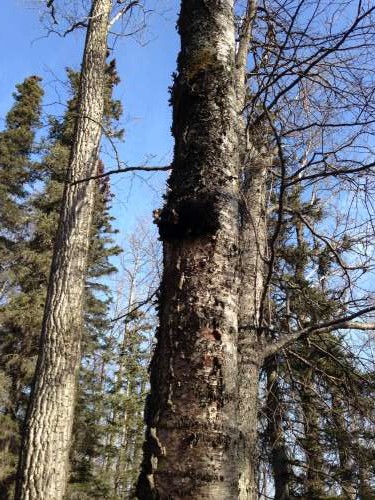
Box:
(14, 2), (112, 499)
(136, 1), (240, 498)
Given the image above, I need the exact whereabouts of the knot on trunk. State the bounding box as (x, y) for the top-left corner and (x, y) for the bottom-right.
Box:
(154, 196), (220, 240)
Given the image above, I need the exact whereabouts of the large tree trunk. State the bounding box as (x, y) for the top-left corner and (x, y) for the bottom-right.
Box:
(136, 0), (240, 497)
(14, 1), (111, 498)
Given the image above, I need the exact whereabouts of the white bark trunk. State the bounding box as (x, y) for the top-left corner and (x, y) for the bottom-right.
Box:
(15, 2), (112, 498)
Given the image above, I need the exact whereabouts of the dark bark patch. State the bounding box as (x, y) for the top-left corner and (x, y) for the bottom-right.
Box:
(183, 433), (200, 448)
(199, 327), (222, 342)
(203, 354), (214, 367)
(155, 197), (220, 240)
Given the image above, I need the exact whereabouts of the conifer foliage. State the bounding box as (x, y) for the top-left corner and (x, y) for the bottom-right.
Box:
(0, 76), (43, 230)
(0, 66), (122, 498)
(0, 77), (44, 497)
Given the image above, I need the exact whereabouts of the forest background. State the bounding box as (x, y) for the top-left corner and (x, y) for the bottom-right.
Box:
(0, 0), (179, 497)
(1, 0), (375, 499)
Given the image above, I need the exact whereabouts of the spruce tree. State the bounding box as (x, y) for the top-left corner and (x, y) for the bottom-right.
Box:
(0, 65), (122, 498)
(0, 76), (43, 497)
(260, 186), (375, 499)
(97, 227), (157, 499)
(0, 76), (43, 231)
(36, 64), (122, 496)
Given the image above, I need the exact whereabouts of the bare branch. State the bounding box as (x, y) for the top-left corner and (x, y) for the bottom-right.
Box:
(263, 306), (375, 358)
(111, 287), (159, 323)
(46, 0), (58, 24)
(235, 0), (257, 97)
(109, 1), (139, 29)
(71, 164), (170, 184)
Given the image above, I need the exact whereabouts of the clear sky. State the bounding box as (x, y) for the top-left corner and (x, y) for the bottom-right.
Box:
(0, 0), (179, 237)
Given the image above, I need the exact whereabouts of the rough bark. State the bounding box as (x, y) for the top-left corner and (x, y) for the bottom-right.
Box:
(136, 1), (240, 498)
(358, 464), (373, 500)
(14, 2), (111, 498)
(237, 145), (268, 498)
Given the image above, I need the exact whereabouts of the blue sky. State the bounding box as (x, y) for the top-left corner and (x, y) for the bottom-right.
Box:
(0, 0), (179, 236)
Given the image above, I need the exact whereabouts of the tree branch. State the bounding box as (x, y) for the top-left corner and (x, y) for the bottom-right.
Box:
(71, 164), (170, 184)
(263, 306), (375, 358)
(235, 0), (257, 97)
(111, 288), (159, 323)
(109, 1), (139, 29)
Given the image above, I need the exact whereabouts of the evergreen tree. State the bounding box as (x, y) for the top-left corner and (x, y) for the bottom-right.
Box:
(0, 76), (43, 497)
(0, 76), (43, 232)
(40, 66), (123, 497)
(260, 186), (375, 499)
(98, 227), (157, 499)
(0, 65), (122, 498)
(66, 222), (158, 499)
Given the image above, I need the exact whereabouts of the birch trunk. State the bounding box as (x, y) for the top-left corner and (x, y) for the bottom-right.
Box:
(136, 0), (240, 497)
(15, 2), (111, 498)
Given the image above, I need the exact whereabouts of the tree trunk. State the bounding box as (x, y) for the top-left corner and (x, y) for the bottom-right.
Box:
(301, 367), (325, 499)
(358, 463), (373, 500)
(265, 356), (292, 500)
(136, 1), (240, 497)
(331, 392), (356, 499)
(15, 1), (111, 498)
(237, 153), (268, 498)
(234, 3), (271, 496)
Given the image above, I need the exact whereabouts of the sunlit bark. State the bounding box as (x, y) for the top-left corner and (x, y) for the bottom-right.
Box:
(15, 1), (112, 498)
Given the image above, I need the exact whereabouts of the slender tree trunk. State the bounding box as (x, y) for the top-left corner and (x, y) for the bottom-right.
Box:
(237, 151), (268, 498)
(233, 4), (275, 496)
(301, 368), (325, 499)
(136, 0), (240, 497)
(15, 2), (112, 498)
(113, 274), (138, 495)
(358, 463), (373, 499)
(114, 383), (130, 496)
(265, 356), (291, 500)
(331, 392), (356, 499)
